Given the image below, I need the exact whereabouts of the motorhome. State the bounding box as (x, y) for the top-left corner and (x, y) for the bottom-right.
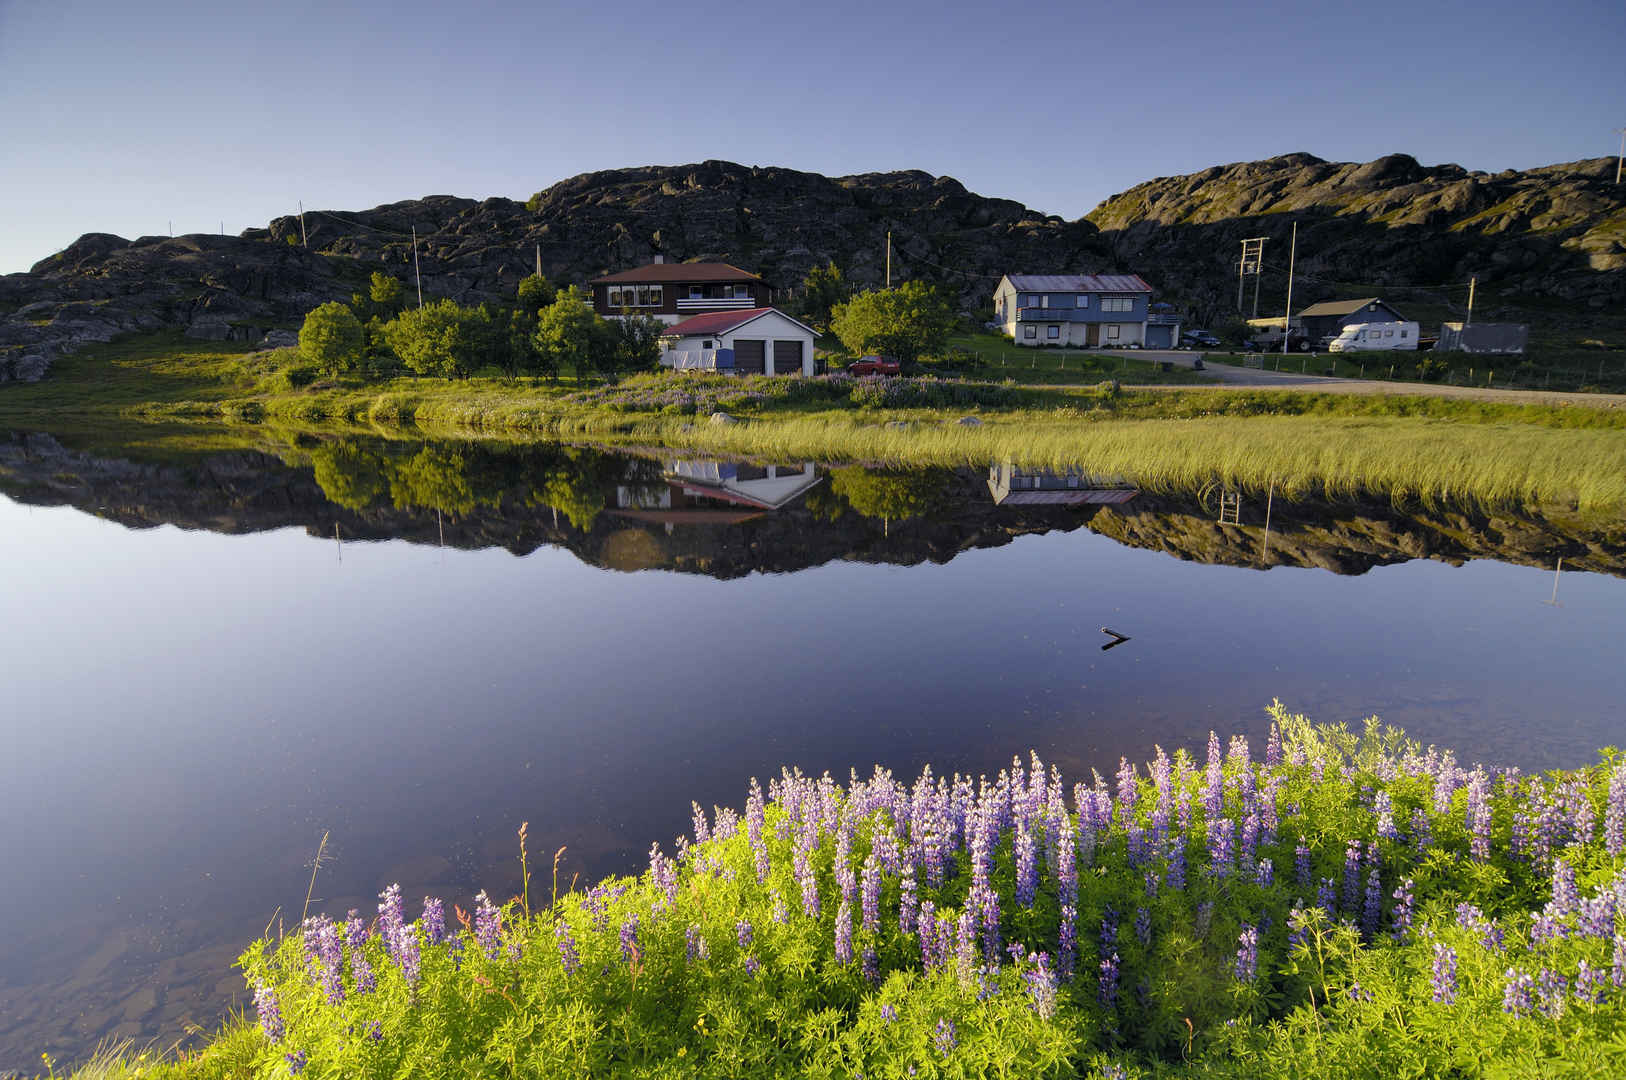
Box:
(1327, 321), (1420, 353)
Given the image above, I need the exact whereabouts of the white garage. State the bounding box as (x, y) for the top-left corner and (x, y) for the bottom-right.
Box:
(658, 307), (817, 376)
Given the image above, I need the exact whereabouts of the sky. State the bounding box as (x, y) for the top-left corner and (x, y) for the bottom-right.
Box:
(2, 0), (1623, 275)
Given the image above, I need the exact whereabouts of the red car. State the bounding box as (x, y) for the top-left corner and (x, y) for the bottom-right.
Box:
(848, 355), (900, 375)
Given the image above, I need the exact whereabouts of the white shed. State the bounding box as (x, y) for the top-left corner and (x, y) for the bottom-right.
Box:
(659, 307), (817, 376)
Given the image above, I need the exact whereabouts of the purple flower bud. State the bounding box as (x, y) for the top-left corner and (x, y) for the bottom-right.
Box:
(1431, 943), (1458, 1005)
(1605, 764), (1625, 858)
(933, 1018), (957, 1058)
(1503, 967), (1535, 1016)
(619, 915), (639, 963)
(473, 890), (502, 960)
(377, 884), (404, 961)
(1098, 951), (1120, 1010)
(555, 920), (579, 974)
(422, 898), (445, 946)
(284, 1049), (307, 1075)
(254, 984), (284, 1043)
(1234, 924), (1259, 983)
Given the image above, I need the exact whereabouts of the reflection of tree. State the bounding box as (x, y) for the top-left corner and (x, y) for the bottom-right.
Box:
(528, 449), (612, 531)
(390, 447), (477, 515)
(311, 442), (390, 511)
(828, 467), (948, 526)
(802, 482), (848, 523)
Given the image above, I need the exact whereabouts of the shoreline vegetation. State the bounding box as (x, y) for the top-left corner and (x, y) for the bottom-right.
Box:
(43, 704), (1626, 1079)
(2, 332), (1624, 511)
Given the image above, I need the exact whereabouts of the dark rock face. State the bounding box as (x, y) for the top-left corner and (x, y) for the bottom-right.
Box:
(1086, 153), (1626, 325)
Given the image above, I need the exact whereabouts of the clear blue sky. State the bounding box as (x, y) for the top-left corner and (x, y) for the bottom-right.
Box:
(3, 0), (1622, 275)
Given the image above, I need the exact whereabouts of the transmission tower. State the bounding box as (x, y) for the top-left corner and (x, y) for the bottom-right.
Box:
(1238, 237), (1267, 316)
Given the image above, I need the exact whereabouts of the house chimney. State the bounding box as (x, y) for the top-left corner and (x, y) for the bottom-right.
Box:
(653, 254), (664, 264)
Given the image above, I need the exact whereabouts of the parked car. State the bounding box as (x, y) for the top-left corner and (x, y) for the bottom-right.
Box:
(1181, 330), (1221, 349)
(847, 355), (901, 375)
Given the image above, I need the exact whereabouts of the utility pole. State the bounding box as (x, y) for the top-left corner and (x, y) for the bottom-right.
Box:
(412, 225), (424, 309)
(1238, 237), (1266, 317)
(1281, 222), (1297, 356)
(535, 242), (542, 279)
(1617, 127), (1625, 184)
(1465, 276), (1476, 327)
(885, 231), (892, 289)
(298, 201), (307, 247)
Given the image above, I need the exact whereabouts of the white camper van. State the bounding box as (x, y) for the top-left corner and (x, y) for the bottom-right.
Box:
(1328, 321), (1420, 353)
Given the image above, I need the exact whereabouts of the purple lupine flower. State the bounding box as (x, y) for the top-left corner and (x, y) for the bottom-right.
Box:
(1530, 911), (1566, 945)
(744, 955), (761, 977)
(746, 777), (769, 881)
(690, 801), (711, 845)
(254, 984), (284, 1043)
(1015, 820), (1038, 907)
(1374, 790), (1398, 840)
(619, 915), (640, 963)
(1116, 757), (1138, 823)
(1576, 961), (1606, 1005)
(1256, 858), (1274, 888)
(860, 853), (881, 933)
(1240, 812), (1259, 869)
(1342, 841), (1363, 915)
(736, 918), (753, 950)
(649, 842), (679, 906)
(284, 1050), (307, 1075)
(1100, 906), (1120, 954)
(1058, 902), (1077, 983)
(1176, 788), (1193, 835)
(555, 920), (579, 974)
(1316, 877), (1338, 916)
(344, 909), (367, 951)
(1167, 841), (1186, 891)
(350, 935), (375, 993)
(954, 907), (977, 981)
(1538, 968), (1568, 1018)
(899, 869), (918, 936)
(771, 889), (789, 925)
(1362, 868), (1383, 940)
(834, 898), (853, 965)
(879, 1003), (897, 1024)
(917, 900), (937, 969)
(1411, 808), (1433, 856)
(1611, 933), (1625, 988)
(1562, 778), (1595, 846)
(395, 922), (421, 988)
(685, 923), (708, 962)
(1503, 967), (1535, 1016)
(1465, 770), (1492, 862)
(1550, 861), (1578, 917)
(1577, 895), (1615, 937)
(378, 884), (405, 961)
(1391, 884), (1417, 943)
(473, 890), (502, 959)
(1126, 824), (1148, 868)
(1234, 924), (1259, 982)
(1134, 907), (1152, 946)
(1023, 952), (1058, 1019)
(1145, 869), (1161, 897)
(1266, 722), (1282, 768)
(1207, 818), (1234, 877)
(1431, 943), (1458, 1005)
(307, 918), (344, 1004)
(933, 1018), (957, 1058)
(1205, 732), (1223, 818)
(1606, 764), (1626, 858)
(422, 897), (446, 946)
(1295, 837), (1312, 890)
(1098, 952), (1121, 1009)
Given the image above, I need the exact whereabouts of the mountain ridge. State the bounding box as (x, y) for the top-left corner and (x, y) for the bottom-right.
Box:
(2, 154), (1622, 382)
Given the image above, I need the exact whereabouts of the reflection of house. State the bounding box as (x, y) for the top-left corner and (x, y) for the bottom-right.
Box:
(589, 258), (770, 326)
(992, 274), (1176, 348)
(658, 308), (817, 375)
(610, 461), (821, 525)
(987, 463), (1139, 506)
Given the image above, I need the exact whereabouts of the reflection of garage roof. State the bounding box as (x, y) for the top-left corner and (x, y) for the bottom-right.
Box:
(662, 307), (816, 337)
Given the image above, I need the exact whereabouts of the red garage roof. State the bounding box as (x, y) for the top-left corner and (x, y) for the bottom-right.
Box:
(662, 307), (814, 337)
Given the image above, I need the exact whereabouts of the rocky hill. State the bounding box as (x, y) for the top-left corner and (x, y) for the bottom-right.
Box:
(4, 154), (1624, 382)
(1088, 153), (1626, 326)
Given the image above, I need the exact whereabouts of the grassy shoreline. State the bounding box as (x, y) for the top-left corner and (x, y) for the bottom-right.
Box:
(43, 707), (1626, 1079)
(4, 334), (1625, 510)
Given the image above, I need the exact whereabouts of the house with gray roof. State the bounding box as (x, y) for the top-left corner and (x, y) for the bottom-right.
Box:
(991, 274), (1178, 348)
(1295, 297), (1406, 344)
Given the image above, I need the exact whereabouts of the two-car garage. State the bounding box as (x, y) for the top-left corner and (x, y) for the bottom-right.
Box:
(658, 308), (817, 376)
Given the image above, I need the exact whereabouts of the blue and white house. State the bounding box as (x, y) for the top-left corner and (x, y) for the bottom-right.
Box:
(991, 274), (1179, 348)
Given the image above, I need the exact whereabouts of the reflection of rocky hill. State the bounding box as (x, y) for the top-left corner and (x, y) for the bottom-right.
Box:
(2, 433), (1622, 580)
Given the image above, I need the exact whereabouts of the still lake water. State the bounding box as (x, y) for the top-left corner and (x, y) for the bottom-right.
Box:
(1, 429), (1623, 1065)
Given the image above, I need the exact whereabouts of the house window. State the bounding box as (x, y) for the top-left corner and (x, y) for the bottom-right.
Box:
(1039, 295), (1050, 308)
(608, 288), (624, 307)
(1101, 297), (1135, 313)
(702, 340), (713, 349)
(689, 286), (704, 298)
(1107, 325), (1121, 340)
(1075, 295), (1089, 308)
(646, 286), (661, 306)
(1022, 294), (1035, 307)
(1024, 326), (1037, 339)
(1400, 329), (1408, 338)
(1384, 329), (1394, 338)
(1047, 325), (1060, 339)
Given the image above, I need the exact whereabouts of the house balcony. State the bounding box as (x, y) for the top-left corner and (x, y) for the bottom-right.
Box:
(1147, 313), (1180, 326)
(676, 296), (758, 312)
(1015, 307), (1087, 322)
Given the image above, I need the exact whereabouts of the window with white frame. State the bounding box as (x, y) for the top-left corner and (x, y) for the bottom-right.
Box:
(646, 286), (662, 306)
(1101, 297), (1135, 313)
(609, 288), (625, 307)
(1106, 325), (1121, 339)
(1047, 325), (1060, 339)
(689, 285), (704, 298)
(1024, 326), (1037, 339)
(1075, 295), (1089, 307)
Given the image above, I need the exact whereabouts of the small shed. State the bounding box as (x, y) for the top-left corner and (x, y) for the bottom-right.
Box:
(1437, 322), (1527, 355)
(659, 308), (817, 376)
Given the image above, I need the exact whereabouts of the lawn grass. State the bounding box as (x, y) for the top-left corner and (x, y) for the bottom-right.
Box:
(934, 331), (1210, 385)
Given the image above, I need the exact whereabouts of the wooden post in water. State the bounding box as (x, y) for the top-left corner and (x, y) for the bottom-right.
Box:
(1261, 481), (1274, 564)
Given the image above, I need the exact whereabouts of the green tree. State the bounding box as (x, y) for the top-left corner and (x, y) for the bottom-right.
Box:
(797, 261), (852, 330)
(535, 286), (613, 383)
(310, 441), (390, 511)
(829, 281), (955, 367)
(517, 273), (556, 316)
(298, 301), (365, 376)
(382, 300), (497, 379)
(607, 314), (665, 378)
(828, 467), (948, 528)
(389, 446), (477, 515)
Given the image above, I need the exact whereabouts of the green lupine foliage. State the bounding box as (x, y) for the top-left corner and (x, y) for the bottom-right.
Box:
(79, 706), (1626, 1079)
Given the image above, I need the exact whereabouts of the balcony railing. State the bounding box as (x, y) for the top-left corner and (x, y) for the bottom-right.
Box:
(676, 296), (757, 311)
(1016, 307), (1086, 322)
(1147, 313), (1180, 325)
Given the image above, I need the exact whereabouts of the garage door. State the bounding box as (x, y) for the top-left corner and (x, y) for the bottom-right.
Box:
(734, 339), (765, 375)
(773, 339), (804, 375)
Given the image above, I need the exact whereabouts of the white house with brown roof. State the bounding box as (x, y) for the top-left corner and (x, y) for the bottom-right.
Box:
(589, 258), (770, 325)
(658, 308), (817, 376)
(992, 274), (1174, 348)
